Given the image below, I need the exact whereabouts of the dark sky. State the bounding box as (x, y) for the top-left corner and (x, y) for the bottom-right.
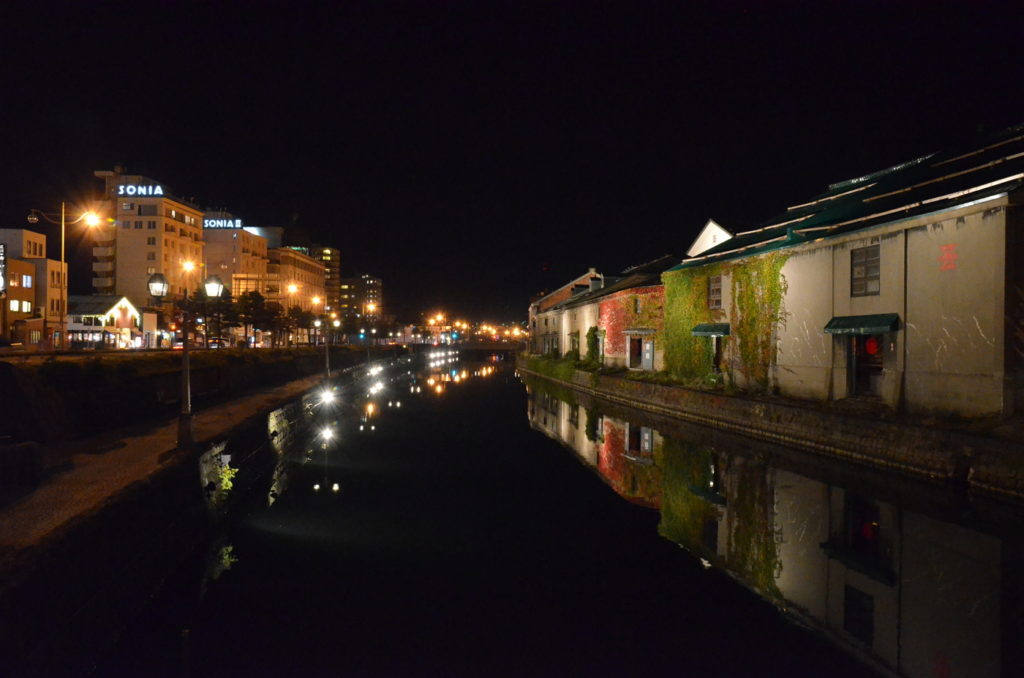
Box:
(2, 1), (1022, 322)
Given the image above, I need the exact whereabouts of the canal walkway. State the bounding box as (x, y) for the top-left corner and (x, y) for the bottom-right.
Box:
(0, 370), (331, 582)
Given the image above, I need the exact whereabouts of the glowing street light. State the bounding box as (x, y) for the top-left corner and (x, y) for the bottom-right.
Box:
(148, 271), (223, 450)
(26, 204), (102, 350)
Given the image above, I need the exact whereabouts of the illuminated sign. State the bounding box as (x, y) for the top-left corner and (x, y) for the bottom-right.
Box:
(0, 243), (6, 294)
(204, 218), (244, 229)
(117, 184), (164, 196)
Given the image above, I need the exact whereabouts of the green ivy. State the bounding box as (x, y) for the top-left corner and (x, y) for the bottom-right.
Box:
(730, 252), (789, 390)
(585, 326), (601, 363)
(662, 264), (722, 382)
(661, 251), (788, 391)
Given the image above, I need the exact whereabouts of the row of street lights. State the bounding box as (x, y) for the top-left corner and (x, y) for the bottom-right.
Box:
(147, 271), (224, 450)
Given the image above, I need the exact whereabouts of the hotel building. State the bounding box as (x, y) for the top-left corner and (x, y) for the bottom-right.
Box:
(203, 211), (270, 297)
(93, 167), (205, 305)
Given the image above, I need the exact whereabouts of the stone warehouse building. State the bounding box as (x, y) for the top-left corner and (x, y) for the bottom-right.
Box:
(669, 124), (1024, 417)
(529, 123), (1024, 418)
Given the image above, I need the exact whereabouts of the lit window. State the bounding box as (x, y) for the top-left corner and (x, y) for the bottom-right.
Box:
(851, 245), (880, 297)
(708, 275), (722, 309)
(21, 300), (31, 313)
(8, 300), (17, 312)
(22, 275), (32, 288)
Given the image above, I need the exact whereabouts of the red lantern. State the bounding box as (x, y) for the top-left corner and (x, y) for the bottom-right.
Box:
(865, 336), (880, 355)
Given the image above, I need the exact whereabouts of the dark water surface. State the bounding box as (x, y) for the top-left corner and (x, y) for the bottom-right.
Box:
(97, 358), (895, 677)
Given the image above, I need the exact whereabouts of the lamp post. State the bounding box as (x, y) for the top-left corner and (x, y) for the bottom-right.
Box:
(27, 205), (101, 350)
(148, 271), (224, 451)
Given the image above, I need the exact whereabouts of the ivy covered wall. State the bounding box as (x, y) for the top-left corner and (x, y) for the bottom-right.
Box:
(662, 251), (789, 390)
(598, 286), (665, 358)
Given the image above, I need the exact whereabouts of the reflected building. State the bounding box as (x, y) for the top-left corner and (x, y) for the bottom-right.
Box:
(524, 376), (1018, 677)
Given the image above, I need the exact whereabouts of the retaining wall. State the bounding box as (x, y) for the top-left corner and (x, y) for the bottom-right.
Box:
(517, 361), (1023, 502)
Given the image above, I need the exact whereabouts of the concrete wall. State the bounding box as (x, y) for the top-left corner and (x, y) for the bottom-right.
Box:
(769, 196), (1013, 416)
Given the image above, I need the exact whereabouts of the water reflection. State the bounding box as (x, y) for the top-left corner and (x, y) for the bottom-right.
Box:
(524, 375), (1018, 678)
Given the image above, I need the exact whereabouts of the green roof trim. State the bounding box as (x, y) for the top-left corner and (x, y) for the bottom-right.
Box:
(823, 313), (900, 335)
(691, 323), (730, 336)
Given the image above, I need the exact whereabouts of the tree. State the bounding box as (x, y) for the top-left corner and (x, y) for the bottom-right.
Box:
(236, 292), (268, 347)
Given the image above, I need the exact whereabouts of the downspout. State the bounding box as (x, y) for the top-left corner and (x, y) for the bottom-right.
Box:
(901, 229), (909, 412)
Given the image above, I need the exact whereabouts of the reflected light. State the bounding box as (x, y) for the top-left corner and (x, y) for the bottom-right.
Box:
(321, 427), (333, 440)
(313, 483), (321, 492)
(331, 482), (340, 493)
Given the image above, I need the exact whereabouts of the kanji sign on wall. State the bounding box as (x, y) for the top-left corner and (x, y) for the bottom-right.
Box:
(939, 244), (958, 271)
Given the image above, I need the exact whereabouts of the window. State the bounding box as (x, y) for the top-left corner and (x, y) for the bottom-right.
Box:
(21, 300), (31, 313)
(139, 204), (158, 216)
(851, 245), (880, 296)
(121, 202), (134, 211)
(708, 275), (722, 309)
(134, 221), (143, 229)
(22, 274), (32, 288)
(634, 297), (642, 313)
(8, 300), (17, 312)
(147, 266), (156, 274)
(146, 237), (156, 245)
(147, 252), (156, 261)
(843, 586), (874, 646)
(147, 220), (157, 229)
(122, 220), (131, 229)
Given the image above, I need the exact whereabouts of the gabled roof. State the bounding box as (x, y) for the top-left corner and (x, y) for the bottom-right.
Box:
(686, 219), (733, 257)
(557, 254), (677, 310)
(670, 123), (1024, 271)
(68, 295), (140, 318)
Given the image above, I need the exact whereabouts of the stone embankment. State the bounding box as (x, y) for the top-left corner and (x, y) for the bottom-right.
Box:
(517, 361), (1024, 502)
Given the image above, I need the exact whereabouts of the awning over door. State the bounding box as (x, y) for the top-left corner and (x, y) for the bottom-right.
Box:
(623, 327), (656, 336)
(823, 313), (900, 335)
(691, 323), (730, 336)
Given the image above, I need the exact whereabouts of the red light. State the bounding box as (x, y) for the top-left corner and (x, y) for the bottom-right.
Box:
(865, 337), (879, 355)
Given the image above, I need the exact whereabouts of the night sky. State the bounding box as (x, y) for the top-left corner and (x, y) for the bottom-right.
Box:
(2, 1), (1022, 322)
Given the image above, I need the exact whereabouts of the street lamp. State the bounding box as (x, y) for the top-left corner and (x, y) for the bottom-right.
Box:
(148, 271), (223, 451)
(26, 204), (101, 350)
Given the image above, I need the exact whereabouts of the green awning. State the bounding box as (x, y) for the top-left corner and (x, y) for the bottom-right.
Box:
(691, 323), (730, 337)
(823, 313), (900, 335)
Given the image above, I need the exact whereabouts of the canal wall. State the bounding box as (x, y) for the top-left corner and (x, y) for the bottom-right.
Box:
(516, 360), (1024, 502)
(0, 358), (385, 677)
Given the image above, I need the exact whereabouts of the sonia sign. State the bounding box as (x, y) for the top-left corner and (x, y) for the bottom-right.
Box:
(117, 184), (164, 196)
(204, 218), (243, 229)
(0, 243), (6, 294)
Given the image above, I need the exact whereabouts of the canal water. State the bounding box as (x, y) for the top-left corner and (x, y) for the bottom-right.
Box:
(93, 355), (1020, 677)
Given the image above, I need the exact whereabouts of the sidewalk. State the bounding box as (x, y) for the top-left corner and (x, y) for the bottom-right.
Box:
(0, 371), (327, 573)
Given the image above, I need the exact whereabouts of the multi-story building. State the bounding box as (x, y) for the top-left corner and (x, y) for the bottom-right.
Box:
(93, 167), (205, 305)
(2, 257), (36, 344)
(360, 274), (382, 320)
(203, 211), (270, 298)
(0, 229), (65, 347)
(267, 247), (326, 313)
(289, 245), (341, 313)
(337, 276), (360, 320)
